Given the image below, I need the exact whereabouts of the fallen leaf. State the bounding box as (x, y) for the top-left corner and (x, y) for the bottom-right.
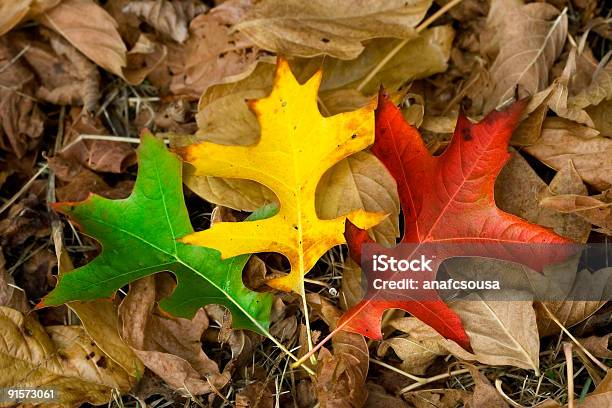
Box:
(579, 333), (612, 359)
(0, 250), (28, 313)
(484, 3), (567, 112)
(170, 0), (263, 98)
(365, 383), (411, 408)
(42, 134), (275, 336)
(0, 306), (134, 406)
(339, 93), (569, 347)
(586, 99), (612, 136)
(495, 154), (591, 243)
(316, 151), (400, 246)
(0, 0), (60, 36)
(378, 316), (448, 375)
(122, 0), (208, 43)
(119, 275), (228, 396)
(48, 155), (134, 202)
(58, 109), (136, 173)
(234, 0), (432, 59)
(540, 189), (612, 235)
(177, 58), (384, 294)
(444, 295), (541, 373)
(236, 381), (274, 408)
(570, 60), (612, 110)
(308, 294), (369, 408)
(465, 364), (509, 408)
(339, 258), (363, 311)
(524, 117), (612, 191)
(39, 0), (127, 78)
(0, 37), (45, 158)
(19, 29), (100, 112)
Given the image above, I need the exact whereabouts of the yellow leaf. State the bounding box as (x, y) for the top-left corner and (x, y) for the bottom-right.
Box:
(177, 58), (384, 294)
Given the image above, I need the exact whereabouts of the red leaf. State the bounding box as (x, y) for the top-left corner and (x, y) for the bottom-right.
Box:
(340, 92), (572, 349)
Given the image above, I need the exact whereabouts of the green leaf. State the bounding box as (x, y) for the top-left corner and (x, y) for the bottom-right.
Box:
(43, 133), (275, 334)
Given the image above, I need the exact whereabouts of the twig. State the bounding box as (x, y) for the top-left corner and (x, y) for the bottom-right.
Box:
(495, 379), (527, 408)
(399, 368), (472, 393)
(564, 342), (575, 408)
(370, 359), (426, 383)
(538, 303), (609, 372)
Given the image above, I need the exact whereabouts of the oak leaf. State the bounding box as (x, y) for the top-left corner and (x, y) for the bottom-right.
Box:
(234, 0), (432, 59)
(42, 133), (275, 335)
(339, 92), (571, 348)
(177, 58), (384, 294)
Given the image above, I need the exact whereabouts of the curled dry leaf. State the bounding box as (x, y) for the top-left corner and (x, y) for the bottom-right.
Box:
(19, 29), (100, 112)
(316, 151), (400, 246)
(59, 109), (137, 173)
(170, 0), (263, 98)
(0, 37), (45, 158)
(524, 117), (612, 191)
(484, 3), (567, 113)
(235, 0), (432, 59)
(465, 364), (509, 408)
(122, 0), (208, 43)
(67, 297), (145, 379)
(0, 306), (134, 406)
(495, 154), (591, 243)
(119, 275), (230, 396)
(570, 60), (612, 110)
(308, 294), (369, 408)
(378, 317), (448, 375)
(579, 333), (612, 359)
(541, 189), (612, 235)
(0, 251), (29, 313)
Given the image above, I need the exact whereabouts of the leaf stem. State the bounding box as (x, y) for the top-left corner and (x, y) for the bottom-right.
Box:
(356, 0), (464, 92)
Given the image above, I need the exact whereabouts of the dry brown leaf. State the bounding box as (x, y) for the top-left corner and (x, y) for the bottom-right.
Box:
(445, 295), (541, 373)
(570, 60), (612, 110)
(495, 153), (591, 243)
(524, 117), (612, 191)
(20, 29), (100, 112)
(466, 365), (509, 408)
(0, 0), (60, 36)
(308, 294), (369, 408)
(119, 275), (229, 396)
(235, 0), (432, 59)
(481, 0), (523, 56)
(366, 383), (411, 408)
(0, 306), (134, 406)
(586, 99), (612, 137)
(484, 3), (567, 113)
(541, 189), (612, 235)
(170, 0), (263, 98)
(339, 258), (363, 311)
(404, 389), (471, 408)
(68, 299), (145, 379)
(235, 381), (274, 408)
(536, 300), (606, 338)
(579, 334), (612, 359)
(59, 109), (137, 173)
(40, 0), (127, 78)
(316, 151), (400, 245)
(122, 0), (208, 43)
(0, 250), (28, 313)
(0, 37), (45, 158)
(378, 316), (448, 375)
